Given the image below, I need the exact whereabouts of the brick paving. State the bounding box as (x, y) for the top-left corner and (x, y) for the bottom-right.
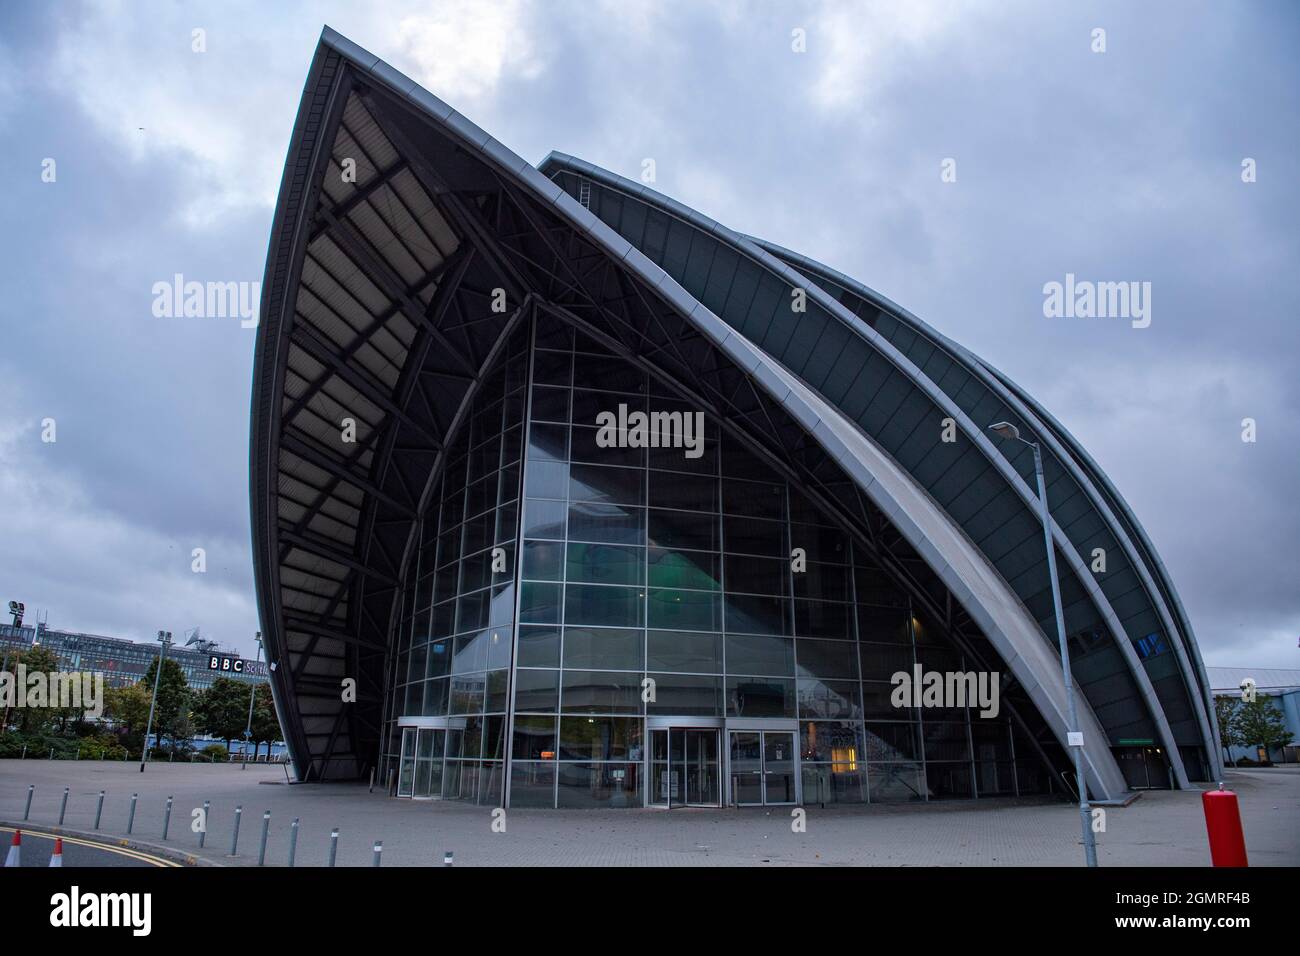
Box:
(2, 759), (1296, 867)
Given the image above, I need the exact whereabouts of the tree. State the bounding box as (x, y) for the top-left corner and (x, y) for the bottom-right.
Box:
(138, 657), (190, 752)
(1, 645), (65, 734)
(192, 676), (250, 750)
(1214, 695), (1243, 768)
(250, 683), (281, 759)
(105, 683), (152, 750)
(1236, 694), (1294, 766)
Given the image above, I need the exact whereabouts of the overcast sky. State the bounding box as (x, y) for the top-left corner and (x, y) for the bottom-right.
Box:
(0, 0), (1296, 668)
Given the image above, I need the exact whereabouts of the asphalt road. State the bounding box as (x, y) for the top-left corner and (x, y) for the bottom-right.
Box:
(0, 826), (176, 867)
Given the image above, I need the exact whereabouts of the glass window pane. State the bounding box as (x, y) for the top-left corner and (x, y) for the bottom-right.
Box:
(532, 349), (572, 387)
(564, 584), (645, 628)
(648, 509), (718, 551)
(527, 424), (569, 464)
(512, 716), (556, 760)
(558, 717), (643, 761)
(722, 478), (785, 519)
(560, 670), (643, 714)
(864, 722), (921, 761)
(572, 389), (645, 425)
(525, 457), (568, 499)
(556, 763), (643, 809)
(510, 761), (556, 807)
(862, 680), (918, 720)
(726, 676), (795, 717)
(647, 588), (721, 631)
(796, 638), (858, 680)
(648, 471), (718, 512)
(724, 554), (787, 596)
(519, 582), (562, 624)
(522, 540), (564, 581)
(567, 542), (644, 586)
(516, 625), (560, 668)
(646, 631), (722, 673)
(522, 497), (566, 539)
(571, 425), (645, 468)
(794, 562), (850, 602)
(859, 642), (916, 682)
(648, 548), (720, 591)
(450, 673), (485, 714)
(794, 599), (850, 639)
(796, 679), (862, 719)
(725, 634), (794, 675)
(530, 385), (569, 423)
(799, 720), (864, 763)
(723, 515), (785, 556)
(867, 763), (925, 802)
(645, 673), (723, 716)
(513, 669), (560, 712)
(562, 626), (644, 671)
(568, 502), (645, 545)
(724, 592), (790, 635)
(569, 463), (644, 506)
(426, 639), (451, 678)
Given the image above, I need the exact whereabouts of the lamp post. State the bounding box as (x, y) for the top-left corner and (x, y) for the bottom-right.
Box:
(987, 421), (1098, 867)
(140, 630), (174, 772)
(242, 632), (263, 769)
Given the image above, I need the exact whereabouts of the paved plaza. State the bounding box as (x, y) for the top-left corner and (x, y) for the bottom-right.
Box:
(2, 759), (1296, 867)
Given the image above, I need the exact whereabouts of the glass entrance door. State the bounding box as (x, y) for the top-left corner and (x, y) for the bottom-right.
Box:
(397, 728), (416, 796)
(729, 730), (798, 805)
(649, 727), (721, 807)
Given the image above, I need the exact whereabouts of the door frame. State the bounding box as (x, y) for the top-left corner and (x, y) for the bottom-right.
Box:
(645, 716), (724, 808)
(724, 718), (801, 807)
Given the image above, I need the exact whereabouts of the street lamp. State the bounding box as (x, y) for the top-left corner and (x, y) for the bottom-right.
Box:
(242, 632), (263, 770)
(140, 630), (174, 772)
(987, 421), (1098, 867)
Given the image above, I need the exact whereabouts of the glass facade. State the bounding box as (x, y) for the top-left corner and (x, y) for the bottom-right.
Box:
(385, 316), (1038, 807)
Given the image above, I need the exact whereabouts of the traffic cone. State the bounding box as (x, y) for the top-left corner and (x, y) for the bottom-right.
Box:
(4, 830), (19, 867)
(49, 838), (63, 867)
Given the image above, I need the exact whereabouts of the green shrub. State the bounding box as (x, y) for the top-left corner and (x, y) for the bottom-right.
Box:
(200, 743), (229, 762)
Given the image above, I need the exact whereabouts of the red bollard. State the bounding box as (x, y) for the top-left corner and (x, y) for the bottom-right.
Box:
(1202, 785), (1248, 867)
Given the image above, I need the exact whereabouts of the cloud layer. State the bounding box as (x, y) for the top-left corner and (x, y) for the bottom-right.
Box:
(0, 0), (1296, 667)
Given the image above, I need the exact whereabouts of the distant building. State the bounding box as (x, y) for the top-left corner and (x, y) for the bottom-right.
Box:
(1209, 667), (1300, 765)
(0, 623), (267, 692)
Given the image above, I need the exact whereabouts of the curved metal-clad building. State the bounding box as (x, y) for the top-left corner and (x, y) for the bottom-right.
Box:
(250, 28), (1218, 805)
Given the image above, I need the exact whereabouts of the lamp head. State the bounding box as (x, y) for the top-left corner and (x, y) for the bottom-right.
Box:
(988, 421), (1020, 441)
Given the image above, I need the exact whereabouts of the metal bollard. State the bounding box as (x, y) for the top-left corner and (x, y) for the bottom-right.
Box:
(127, 793), (138, 834)
(369, 767), (375, 793)
(288, 817), (299, 867)
(198, 800), (210, 848)
(94, 791), (105, 829)
(372, 841), (383, 866)
(49, 748), (54, 760)
(258, 811), (271, 866)
(162, 796), (173, 840)
(21, 745), (26, 759)
(328, 828), (339, 867)
(444, 850), (454, 867)
(229, 805), (242, 856)
(58, 787), (69, 826)
(24, 785), (34, 820)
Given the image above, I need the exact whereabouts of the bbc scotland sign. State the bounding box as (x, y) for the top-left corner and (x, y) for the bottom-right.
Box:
(207, 654), (266, 677)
